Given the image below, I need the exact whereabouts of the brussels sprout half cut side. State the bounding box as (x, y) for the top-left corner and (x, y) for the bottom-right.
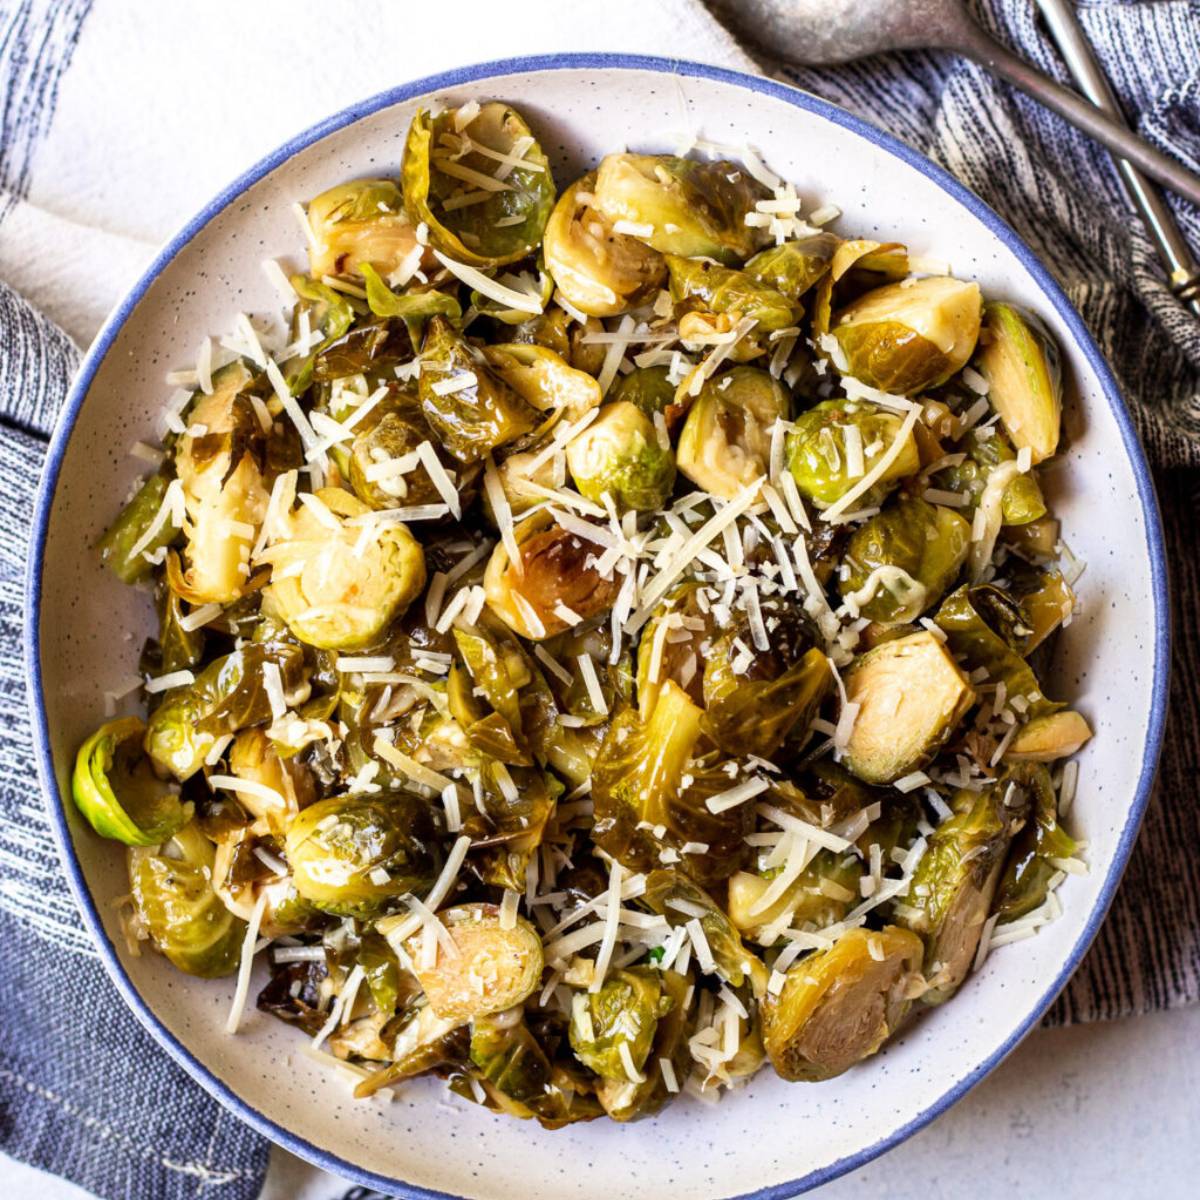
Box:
(566, 401), (676, 513)
(72, 717), (191, 846)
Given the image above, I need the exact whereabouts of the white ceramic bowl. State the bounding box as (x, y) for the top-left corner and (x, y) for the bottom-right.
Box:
(26, 54), (1169, 1198)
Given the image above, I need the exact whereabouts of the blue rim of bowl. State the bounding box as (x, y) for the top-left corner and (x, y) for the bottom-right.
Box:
(24, 52), (1169, 1199)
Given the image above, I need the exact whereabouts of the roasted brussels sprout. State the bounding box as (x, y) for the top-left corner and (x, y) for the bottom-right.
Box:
(1007, 564), (1075, 651)
(405, 903), (544, 1020)
(677, 366), (788, 499)
(609, 366), (681, 428)
(359, 263), (461, 325)
(569, 968), (671, 1082)
(666, 255), (798, 332)
(98, 473), (182, 584)
(482, 342), (601, 424)
(72, 717), (190, 845)
(1006, 710), (1093, 761)
(144, 643), (307, 780)
(347, 402), (466, 511)
(994, 763), (1077, 922)
(745, 233), (840, 301)
(895, 780), (1026, 1002)
(592, 153), (770, 264)
(843, 630), (975, 784)
(419, 316), (540, 463)
(762, 927), (924, 1081)
(402, 102), (556, 268)
(975, 302), (1063, 464)
(304, 178), (424, 278)
(703, 606), (831, 759)
(786, 398), (920, 508)
(284, 792), (439, 918)
(543, 172), (667, 316)
(129, 823), (247, 977)
(634, 582), (713, 714)
(728, 849), (862, 944)
(261, 487), (426, 650)
(832, 276), (983, 394)
(483, 510), (622, 640)
(838, 496), (971, 623)
(932, 426), (1046, 526)
(174, 362), (272, 604)
(565, 401), (675, 513)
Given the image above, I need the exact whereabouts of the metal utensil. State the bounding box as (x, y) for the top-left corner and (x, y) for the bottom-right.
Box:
(1036, 0), (1200, 316)
(707, 0), (1200, 209)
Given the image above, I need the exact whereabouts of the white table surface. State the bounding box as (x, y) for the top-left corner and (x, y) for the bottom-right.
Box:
(6, 1003), (1198, 1196)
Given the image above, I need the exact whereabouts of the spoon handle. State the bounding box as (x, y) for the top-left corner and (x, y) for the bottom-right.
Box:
(954, 22), (1200, 208)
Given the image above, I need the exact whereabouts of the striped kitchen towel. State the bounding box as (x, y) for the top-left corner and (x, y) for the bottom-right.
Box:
(0, 2), (1196, 1199)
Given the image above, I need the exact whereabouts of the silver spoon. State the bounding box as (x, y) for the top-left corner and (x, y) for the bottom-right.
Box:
(707, 0), (1200, 208)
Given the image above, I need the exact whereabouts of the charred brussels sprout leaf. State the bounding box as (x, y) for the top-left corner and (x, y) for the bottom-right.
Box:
(569, 968), (670, 1082)
(762, 927), (923, 1081)
(832, 276), (982, 394)
(72, 717), (191, 845)
(419, 316), (540, 462)
(404, 903), (544, 1020)
(543, 172), (667, 317)
(677, 366), (789, 499)
(666, 255), (798, 332)
(304, 178), (423, 278)
(402, 102), (556, 268)
(703, 608), (830, 759)
(129, 824), (247, 977)
(975, 302), (1063, 464)
(994, 763), (1077, 922)
(98, 473), (182, 585)
(566, 401), (675, 513)
(895, 780), (1027, 1002)
(155, 586), (207, 675)
(145, 643), (307, 780)
(593, 153), (770, 264)
(284, 792), (439, 918)
(745, 233), (840, 301)
(843, 630), (975, 784)
(839, 496), (971, 623)
(786, 398), (920, 508)
(484, 510), (622, 640)
(261, 487), (426, 650)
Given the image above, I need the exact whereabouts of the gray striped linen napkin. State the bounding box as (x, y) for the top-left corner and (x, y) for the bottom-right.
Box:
(0, 2), (1197, 1198)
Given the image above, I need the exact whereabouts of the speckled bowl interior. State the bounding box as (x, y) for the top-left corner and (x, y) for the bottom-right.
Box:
(27, 55), (1168, 1199)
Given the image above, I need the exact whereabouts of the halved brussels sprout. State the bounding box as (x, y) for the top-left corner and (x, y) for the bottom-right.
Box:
(569, 968), (670, 1082)
(401, 102), (556, 268)
(405, 902), (544, 1020)
(666, 255), (798, 332)
(98, 473), (182, 585)
(260, 487), (426, 651)
(129, 823), (246, 977)
(786, 398), (920, 508)
(419, 316), (540, 463)
(72, 717), (190, 845)
(975, 302), (1062, 464)
(703, 606), (830, 759)
(592, 153), (770, 264)
(994, 763), (1076, 922)
(838, 496), (971, 623)
(728, 850), (862, 944)
(285, 792), (439, 918)
(483, 510), (622, 640)
(609, 366), (682, 429)
(810, 239), (909, 344)
(932, 426), (1046, 527)
(304, 179), (424, 278)
(144, 643), (307, 781)
(175, 361), (271, 604)
(597, 970), (690, 1122)
(228, 727), (312, 837)
(565, 401), (675, 513)
(347, 402), (465, 511)
(677, 366), (788, 499)
(488, 445), (567, 518)
(843, 630), (975, 784)
(761, 926), (924, 1081)
(310, 317), (409, 387)
(1008, 564), (1074, 651)
(482, 342), (602, 420)
(543, 172), (667, 317)
(745, 233), (840, 301)
(833, 276), (983, 394)
(1006, 710), (1092, 761)
(895, 781), (1025, 1002)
